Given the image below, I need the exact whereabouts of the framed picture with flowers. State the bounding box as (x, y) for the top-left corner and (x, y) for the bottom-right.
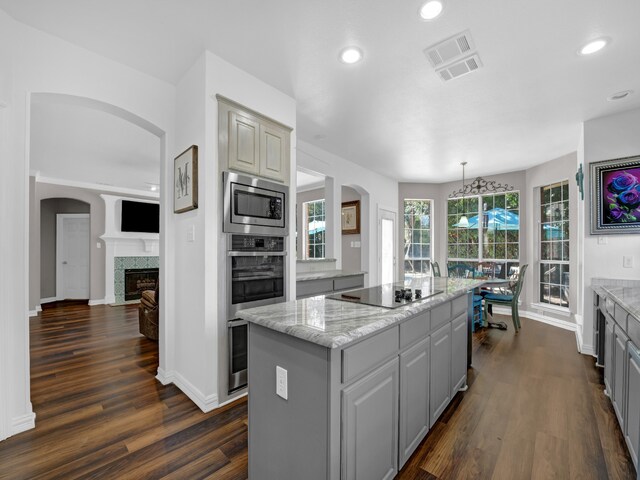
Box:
(590, 155), (640, 234)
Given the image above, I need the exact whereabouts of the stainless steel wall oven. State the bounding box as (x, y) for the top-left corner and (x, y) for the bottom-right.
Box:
(227, 234), (286, 393)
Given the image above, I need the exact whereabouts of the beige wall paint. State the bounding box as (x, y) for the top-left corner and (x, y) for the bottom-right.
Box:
(39, 198), (90, 299)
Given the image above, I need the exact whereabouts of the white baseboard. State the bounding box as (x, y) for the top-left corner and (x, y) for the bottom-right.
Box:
(218, 392), (248, 408)
(11, 411), (35, 436)
(492, 306), (577, 331)
(36, 305), (42, 312)
(104, 295), (116, 305)
(28, 310), (38, 318)
(88, 298), (106, 306)
(155, 368), (219, 413)
(40, 297), (59, 304)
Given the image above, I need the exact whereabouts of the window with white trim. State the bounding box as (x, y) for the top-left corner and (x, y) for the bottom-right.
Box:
(446, 192), (520, 278)
(539, 181), (569, 308)
(303, 199), (325, 259)
(404, 199), (432, 279)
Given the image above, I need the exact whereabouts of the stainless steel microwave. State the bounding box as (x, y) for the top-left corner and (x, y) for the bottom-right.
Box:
(223, 171), (288, 236)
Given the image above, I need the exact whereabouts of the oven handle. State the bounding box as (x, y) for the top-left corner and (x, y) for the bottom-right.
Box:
(228, 251), (287, 257)
(228, 319), (248, 328)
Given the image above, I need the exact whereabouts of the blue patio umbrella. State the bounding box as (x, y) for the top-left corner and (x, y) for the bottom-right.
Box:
(308, 220), (325, 235)
(454, 208), (519, 230)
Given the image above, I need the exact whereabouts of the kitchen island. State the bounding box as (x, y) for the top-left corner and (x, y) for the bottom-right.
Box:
(237, 277), (483, 480)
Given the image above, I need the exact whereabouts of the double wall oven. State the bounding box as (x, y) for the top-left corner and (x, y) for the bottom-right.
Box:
(223, 172), (288, 393)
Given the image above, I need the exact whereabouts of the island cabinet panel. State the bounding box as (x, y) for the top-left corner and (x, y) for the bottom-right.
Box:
(605, 314), (615, 396)
(248, 324), (329, 480)
(451, 313), (468, 395)
(297, 279), (334, 298)
(342, 357), (399, 480)
(399, 337), (430, 468)
(430, 322), (452, 427)
(430, 301), (452, 332)
(625, 344), (640, 469)
(342, 327), (399, 384)
(614, 326), (629, 426)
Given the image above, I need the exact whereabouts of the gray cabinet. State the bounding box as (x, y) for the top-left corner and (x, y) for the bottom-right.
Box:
(296, 274), (365, 299)
(614, 326), (629, 426)
(399, 337), (430, 468)
(342, 357), (399, 480)
(430, 322), (452, 427)
(604, 314), (615, 396)
(625, 343), (640, 469)
(451, 313), (467, 395)
(218, 95), (291, 184)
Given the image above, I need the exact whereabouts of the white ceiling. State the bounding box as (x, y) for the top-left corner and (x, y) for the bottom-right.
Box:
(4, 0), (640, 183)
(30, 99), (161, 191)
(296, 170), (326, 191)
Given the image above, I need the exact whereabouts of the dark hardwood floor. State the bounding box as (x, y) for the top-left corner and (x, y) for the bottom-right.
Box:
(0, 302), (635, 479)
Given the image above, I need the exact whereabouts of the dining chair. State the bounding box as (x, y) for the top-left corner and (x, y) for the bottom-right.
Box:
(448, 264), (473, 278)
(483, 264), (528, 332)
(431, 261), (441, 277)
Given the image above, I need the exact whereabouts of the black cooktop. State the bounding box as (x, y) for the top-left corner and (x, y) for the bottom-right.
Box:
(326, 283), (444, 309)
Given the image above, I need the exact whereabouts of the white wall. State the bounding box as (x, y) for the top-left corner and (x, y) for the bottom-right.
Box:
(297, 140), (399, 287)
(170, 51), (297, 409)
(341, 186), (362, 272)
(1, 12), (175, 439)
(580, 107), (640, 352)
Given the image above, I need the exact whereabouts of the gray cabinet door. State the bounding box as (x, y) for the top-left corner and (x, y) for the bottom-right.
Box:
(342, 357), (399, 480)
(451, 313), (467, 395)
(430, 322), (452, 427)
(625, 344), (640, 469)
(399, 337), (430, 468)
(604, 315), (614, 397)
(614, 326), (628, 427)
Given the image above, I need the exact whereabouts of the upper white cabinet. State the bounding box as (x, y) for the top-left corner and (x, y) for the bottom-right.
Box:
(218, 95), (291, 184)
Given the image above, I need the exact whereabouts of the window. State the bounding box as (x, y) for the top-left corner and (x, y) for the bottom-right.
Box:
(447, 192), (520, 278)
(303, 199), (325, 259)
(404, 200), (432, 279)
(539, 181), (569, 308)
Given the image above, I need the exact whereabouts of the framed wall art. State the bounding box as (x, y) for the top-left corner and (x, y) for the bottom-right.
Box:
(590, 154), (640, 234)
(341, 200), (360, 235)
(174, 145), (198, 214)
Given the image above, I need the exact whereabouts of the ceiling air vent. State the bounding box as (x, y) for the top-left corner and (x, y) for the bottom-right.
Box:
(436, 54), (482, 81)
(423, 30), (475, 68)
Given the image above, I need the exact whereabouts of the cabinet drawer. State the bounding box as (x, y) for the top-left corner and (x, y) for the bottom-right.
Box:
(297, 279), (333, 298)
(342, 327), (399, 383)
(400, 312), (430, 350)
(430, 301), (452, 332)
(452, 294), (468, 318)
(615, 303), (629, 331)
(334, 275), (364, 292)
(628, 317), (640, 348)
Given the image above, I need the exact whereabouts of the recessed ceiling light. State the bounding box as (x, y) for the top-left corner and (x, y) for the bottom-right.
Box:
(607, 90), (633, 101)
(578, 37), (610, 55)
(419, 0), (443, 20)
(339, 47), (363, 64)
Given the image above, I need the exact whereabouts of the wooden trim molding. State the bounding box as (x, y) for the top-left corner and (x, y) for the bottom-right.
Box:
(156, 369), (219, 413)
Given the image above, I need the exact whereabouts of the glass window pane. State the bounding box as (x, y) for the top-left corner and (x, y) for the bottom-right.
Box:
(506, 193), (519, 209)
(561, 264), (570, 286)
(541, 206), (551, 223)
(540, 263), (549, 284)
(484, 244), (495, 259)
(506, 243), (519, 259)
(551, 185), (561, 203)
(562, 182), (569, 201)
(562, 241), (570, 261)
(494, 195), (505, 209)
(542, 187), (551, 204)
(550, 286), (561, 306)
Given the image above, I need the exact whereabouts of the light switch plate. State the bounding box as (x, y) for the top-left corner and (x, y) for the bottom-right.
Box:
(276, 366), (288, 400)
(623, 256), (633, 268)
(187, 225), (195, 242)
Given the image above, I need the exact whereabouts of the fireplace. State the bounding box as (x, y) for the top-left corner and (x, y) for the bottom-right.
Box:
(124, 268), (159, 301)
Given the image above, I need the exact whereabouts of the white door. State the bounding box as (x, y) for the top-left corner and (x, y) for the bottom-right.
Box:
(379, 208), (396, 285)
(56, 214), (90, 299)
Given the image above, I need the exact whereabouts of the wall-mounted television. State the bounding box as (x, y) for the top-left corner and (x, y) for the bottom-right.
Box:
(121, 200), (160, 233)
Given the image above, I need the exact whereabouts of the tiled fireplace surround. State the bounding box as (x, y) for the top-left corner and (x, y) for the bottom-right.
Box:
(114, 256), (159, 303)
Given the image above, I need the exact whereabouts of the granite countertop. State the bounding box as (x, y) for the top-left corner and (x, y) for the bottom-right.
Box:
(296, 258), (337, 264)
(237, 277), (484, 348)
(296, 270), (367, 282)
(593, 282), (640, 323)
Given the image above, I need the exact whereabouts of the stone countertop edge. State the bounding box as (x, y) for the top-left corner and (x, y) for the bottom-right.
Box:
(296, 270), (367, 281)
(296, 258), (337, 264)
(592, 279), (640, 324)
(237, 278), (485, 349)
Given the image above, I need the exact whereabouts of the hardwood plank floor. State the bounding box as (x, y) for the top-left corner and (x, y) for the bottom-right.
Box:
(0, 302), (635, 479)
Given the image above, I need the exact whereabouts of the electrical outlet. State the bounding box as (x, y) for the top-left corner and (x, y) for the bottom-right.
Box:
(96, 242), (102, 249)
(623, 256), (634, 268)
(276, 366), (288, 400)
